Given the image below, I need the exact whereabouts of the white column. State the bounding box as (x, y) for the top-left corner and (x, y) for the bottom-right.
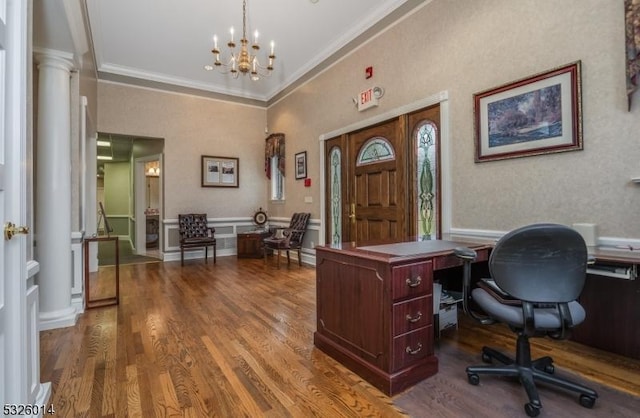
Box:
(35, 53), (78, 330)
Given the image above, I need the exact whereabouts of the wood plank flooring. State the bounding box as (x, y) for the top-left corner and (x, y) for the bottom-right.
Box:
(40, 257), (640, 417)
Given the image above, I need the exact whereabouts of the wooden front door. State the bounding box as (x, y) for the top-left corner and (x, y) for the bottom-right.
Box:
(324, 105), (441, 245)
(349, 119), (406, 243)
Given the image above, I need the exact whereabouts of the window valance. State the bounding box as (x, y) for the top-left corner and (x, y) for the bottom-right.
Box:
(265, 133), (285, 178)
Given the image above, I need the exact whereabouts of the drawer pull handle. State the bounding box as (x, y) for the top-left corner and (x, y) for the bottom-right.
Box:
(406, 275), (422, 288)
(405, 343), (423, 355)
(406, 312), (422, 323)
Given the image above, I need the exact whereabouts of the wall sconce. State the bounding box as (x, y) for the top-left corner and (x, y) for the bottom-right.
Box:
(145, 161), (160, 177)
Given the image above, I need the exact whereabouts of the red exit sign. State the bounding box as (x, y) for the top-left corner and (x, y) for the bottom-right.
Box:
(358, 87), (379, 111)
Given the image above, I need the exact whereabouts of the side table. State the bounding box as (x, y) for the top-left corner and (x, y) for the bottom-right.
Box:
(237, 229), (271, 258)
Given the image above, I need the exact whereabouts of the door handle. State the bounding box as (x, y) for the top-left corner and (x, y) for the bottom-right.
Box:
(349, 203), (356, 221)
(4, 222), (29, 240)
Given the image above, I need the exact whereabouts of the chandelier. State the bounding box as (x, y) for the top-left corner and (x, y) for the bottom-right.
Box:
(205, 0), (275, 81)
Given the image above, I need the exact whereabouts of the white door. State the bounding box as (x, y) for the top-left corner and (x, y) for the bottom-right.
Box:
(2, 0), (47, 410)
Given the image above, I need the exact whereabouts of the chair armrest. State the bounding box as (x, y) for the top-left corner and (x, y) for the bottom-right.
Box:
(453, 246), (496, 325)
(208, 227), (216, 237)
(454, 246), (477, 261)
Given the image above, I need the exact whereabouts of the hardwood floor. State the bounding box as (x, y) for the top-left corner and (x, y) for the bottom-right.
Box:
(40, 257), (640, 417)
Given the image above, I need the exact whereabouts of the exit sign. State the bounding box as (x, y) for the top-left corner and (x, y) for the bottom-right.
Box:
(358, 87), (379, 111)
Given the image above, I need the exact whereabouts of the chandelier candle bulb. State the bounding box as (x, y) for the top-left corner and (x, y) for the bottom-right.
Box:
(206, 0), (275, 80)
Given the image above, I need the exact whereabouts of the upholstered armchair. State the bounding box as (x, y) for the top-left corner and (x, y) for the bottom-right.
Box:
(263, 212), (311, 268)
(178, 214), (216, 266)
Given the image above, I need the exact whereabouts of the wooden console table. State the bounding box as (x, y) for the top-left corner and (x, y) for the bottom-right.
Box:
(314, 239), (490, 396)
(83, 236), (120, 309)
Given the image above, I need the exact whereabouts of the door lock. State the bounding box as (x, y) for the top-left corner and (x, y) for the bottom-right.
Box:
(4, 222), (29, 240)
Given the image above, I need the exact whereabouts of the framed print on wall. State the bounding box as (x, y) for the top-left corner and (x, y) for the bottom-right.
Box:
(295, 151), (307, 179)
(201, 155), (239, 187)
(474, 61), (582, 162)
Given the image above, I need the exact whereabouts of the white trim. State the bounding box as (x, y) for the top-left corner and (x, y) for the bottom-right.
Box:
(26, 260), (40, 279)
(62, 0), (89, 67)
(38, 306), (79, 331)
(98, 79), (267, 109)
(32, 46), (75, 63)
(448, 227), (640, 250)
(99, 63), (269, 102)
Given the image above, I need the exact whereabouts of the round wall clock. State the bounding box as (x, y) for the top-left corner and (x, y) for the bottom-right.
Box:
(253, 208), (268, 226)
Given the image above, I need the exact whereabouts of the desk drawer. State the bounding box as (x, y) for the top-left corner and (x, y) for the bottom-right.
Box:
(392, 326), (433, 372)
(433, 248), (489, 270)
(392, 261), (432, 300)
(392, 296), (431, 336)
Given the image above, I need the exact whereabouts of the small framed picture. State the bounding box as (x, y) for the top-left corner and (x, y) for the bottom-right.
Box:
(295, 151), (307, 180)
(474, 61), (582, 162)
(201, 155), (239, 187)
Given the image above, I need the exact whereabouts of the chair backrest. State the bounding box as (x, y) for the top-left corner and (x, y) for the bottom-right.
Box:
(287, 212), (311, 246)
(489, 223), (587, 303)
(178, 214), (210, 239)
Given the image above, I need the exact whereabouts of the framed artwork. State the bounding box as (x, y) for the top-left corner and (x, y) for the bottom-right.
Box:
(474, 61), (582, 162)
(295, 151), (307, 179)
(201, 155), (239, 187)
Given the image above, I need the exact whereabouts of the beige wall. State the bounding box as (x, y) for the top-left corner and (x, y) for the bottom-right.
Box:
(267, 0), (640, 240)
(97, 82), (268, 219)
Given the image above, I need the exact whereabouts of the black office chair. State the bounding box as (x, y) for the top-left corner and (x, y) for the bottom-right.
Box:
(453, 223), (598, 417)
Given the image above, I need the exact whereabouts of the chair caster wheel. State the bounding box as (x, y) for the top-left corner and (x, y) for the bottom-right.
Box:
(579, 394), (596, 409)
(524, 402), (541, 417)
(481, 352), (492, 363)
(467, 373), (480, 385)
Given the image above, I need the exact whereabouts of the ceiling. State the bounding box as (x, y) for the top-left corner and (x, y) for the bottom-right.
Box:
(33, 0), (428, 104)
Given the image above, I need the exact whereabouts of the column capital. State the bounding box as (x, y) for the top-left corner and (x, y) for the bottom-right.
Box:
(34, 50), (75, 73)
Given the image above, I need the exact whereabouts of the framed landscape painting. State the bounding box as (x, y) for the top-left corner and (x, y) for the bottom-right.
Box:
(474, 61), (582, 162)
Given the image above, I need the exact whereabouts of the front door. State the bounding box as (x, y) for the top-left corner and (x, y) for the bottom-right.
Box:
(348, 118), (406, 243)
(323, 104), (442, 246)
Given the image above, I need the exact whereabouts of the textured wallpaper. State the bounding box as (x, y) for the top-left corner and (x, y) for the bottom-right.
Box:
(268, 0), (640, 240)
(98, 83), (268, 220)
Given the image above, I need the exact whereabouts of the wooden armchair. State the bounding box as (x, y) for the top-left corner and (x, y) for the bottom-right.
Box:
(178, 214), (216, 266)
(263, 212), (311, 268)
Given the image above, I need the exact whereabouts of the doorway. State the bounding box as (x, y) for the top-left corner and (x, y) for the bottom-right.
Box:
(134, 155), (163, 259)
(322, 95), (448, 246)
(95, 133), (164, 264)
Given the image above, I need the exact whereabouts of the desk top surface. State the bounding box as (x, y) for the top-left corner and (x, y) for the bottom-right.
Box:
(316, 237), (491, 263)
(316, 236), (640, 266)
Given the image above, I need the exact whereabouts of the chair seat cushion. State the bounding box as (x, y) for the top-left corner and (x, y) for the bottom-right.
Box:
(181, 237), (216, 245)
(264, 237), (289, 248)
(472, 288), (586, 329)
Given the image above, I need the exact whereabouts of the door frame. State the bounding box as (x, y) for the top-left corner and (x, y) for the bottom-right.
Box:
(318, 91), (451, 246)
(134, 154), (163, 255)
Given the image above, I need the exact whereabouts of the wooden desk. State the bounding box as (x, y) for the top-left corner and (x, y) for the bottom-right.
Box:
(571, 246), (640, 359)
(314, 239), (491, 396)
